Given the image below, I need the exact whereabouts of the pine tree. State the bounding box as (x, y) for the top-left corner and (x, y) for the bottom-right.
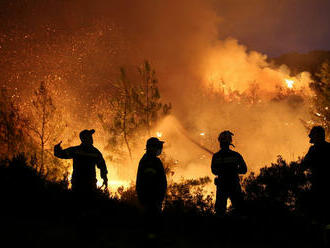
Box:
(26, 81), (65, 175)
(97, 61), (171, 163)
(137, 61), (162, 135)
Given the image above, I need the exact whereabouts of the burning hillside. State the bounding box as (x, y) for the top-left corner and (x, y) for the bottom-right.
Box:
(0, 0), (325, 189)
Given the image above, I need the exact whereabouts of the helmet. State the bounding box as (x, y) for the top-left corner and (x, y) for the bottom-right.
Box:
(146, 137), (164, 149)
(79, 129), (95, 142)
(309, 126), (325, 141)
(309, 126), (325, 138)
(218, 130), (234, 147)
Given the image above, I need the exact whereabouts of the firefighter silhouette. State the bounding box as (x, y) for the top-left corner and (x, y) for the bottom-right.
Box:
(303, 126), (330, 223)
(54, 129), (108, 241)
(211, 130), (247, 216)
(136, 137), (167, 239)
(54, 129), (108, 194)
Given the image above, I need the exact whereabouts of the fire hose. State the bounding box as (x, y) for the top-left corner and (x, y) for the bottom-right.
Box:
(173, 121), (221, 185)
(173, 119), (215, 156)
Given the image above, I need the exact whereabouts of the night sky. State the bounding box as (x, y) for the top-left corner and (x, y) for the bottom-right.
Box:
(1, 0), (329, 57)
(214, 0), (330, 56)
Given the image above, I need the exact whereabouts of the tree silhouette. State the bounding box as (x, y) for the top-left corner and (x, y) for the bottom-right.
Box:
(98, 68), (136, 161)
(25, 81), (65, 175)
(97, 61), (171, 163)
(137, 61), (165, 135)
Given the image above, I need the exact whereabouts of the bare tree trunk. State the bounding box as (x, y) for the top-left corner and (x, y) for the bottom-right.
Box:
(123, 130), (132, 162)
(123, 99), (133, 161)
(121, 72), (133, 162)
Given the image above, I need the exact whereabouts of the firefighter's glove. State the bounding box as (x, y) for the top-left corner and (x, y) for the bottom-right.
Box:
(54, 141), (62, 150)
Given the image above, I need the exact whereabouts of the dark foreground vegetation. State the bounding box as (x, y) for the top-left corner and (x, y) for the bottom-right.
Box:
(1, 154), (324, 248)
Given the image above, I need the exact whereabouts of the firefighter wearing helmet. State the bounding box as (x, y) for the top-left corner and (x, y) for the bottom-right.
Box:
(211, 130), (247, 216)
(302, 126), (330, 223)
(136, 137), (167, 239)
(54, 129), (108, 194)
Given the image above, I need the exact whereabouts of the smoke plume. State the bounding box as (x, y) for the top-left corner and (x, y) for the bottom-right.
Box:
(0, 0), (313, 185)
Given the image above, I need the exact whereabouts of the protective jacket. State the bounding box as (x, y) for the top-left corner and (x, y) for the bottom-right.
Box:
(211, 148), (247, 189)
(136, 153), (167, 204)
(54, 143), (107, 191)
(303, 141), (330, 193)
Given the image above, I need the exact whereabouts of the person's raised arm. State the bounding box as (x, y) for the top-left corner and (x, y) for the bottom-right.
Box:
(54, 141), (74, 159)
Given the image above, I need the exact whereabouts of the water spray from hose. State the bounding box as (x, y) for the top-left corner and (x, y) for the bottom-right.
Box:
(164, 116), (215, 155)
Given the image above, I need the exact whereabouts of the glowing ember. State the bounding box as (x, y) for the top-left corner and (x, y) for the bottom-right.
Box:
(285, 79), (295, 89)
(156, 131), (163, 138)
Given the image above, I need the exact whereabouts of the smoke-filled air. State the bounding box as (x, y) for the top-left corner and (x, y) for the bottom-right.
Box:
(1, 0), (318, 190)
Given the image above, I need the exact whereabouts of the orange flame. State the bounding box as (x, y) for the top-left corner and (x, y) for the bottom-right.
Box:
(285, 79), (295, 89)
(156, 131), (163, 138)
